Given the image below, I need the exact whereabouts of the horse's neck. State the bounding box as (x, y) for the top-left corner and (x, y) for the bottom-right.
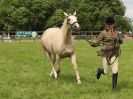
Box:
(60, 19), (72, 44)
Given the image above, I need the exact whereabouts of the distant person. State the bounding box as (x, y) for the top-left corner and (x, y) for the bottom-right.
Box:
(88, 16), (123, 90)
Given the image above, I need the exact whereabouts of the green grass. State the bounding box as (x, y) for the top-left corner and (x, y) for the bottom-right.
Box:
(0, 40), (133, 99)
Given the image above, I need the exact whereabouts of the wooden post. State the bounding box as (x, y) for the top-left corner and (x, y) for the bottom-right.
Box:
(19, 37), (21, 42)
(85, 32), (87, 40)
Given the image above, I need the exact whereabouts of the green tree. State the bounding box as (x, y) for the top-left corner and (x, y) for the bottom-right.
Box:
(45, 9), (64, 28)
(0, 0), (57, 31)
(0, 0), (132, 33)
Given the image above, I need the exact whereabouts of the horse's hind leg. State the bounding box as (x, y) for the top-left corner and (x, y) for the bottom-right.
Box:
(50, 54), (57, 79)
(45, 52), (57, 78)
(42, 45), (57, 78)
(48, 54), (54, 77)
(55, 54), (61, 78)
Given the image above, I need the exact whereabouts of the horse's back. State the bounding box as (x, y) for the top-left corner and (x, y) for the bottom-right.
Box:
(42, 28), (60, 40)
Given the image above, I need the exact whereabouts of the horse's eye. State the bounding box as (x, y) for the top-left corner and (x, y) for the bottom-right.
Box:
(68, 18), (70, 22)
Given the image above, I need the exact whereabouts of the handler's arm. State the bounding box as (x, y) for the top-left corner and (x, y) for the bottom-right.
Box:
(88, 32), (104, 47)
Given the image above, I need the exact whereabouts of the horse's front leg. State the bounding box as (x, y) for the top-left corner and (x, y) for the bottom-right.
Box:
(70, 53), (81, 84)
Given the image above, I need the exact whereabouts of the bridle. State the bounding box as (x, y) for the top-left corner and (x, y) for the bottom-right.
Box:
(70, 21), (78, 27)
(67, 15), (78, 28)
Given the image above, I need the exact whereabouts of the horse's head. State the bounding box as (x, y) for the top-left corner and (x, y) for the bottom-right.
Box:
(64, 11), (80, 30)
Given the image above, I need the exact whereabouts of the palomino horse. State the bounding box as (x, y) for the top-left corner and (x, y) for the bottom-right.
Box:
(41, 12), (81, 84)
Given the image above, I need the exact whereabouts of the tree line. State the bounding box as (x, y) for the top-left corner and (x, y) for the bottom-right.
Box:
(0, 0), (132, 33)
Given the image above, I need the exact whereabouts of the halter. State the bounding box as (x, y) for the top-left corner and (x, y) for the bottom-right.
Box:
(67, 15), (78, 28)
(69, 21), (78, 28)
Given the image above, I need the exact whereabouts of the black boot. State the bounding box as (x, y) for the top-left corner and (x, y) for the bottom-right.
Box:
(96, 68), (105, 79)
(112, 73), (118, 90)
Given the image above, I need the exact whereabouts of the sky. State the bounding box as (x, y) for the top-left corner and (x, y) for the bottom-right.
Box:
(123, 0), (133, 19)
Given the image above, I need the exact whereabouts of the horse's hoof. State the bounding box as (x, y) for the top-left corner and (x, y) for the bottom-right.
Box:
(49, 73), (55, 78)
(49, 73), (53, 77)
(77, 80), (81, 84)
(55, 74), (58, 79)
(57, 71), (60, 77)
(55, 77), (59, 81)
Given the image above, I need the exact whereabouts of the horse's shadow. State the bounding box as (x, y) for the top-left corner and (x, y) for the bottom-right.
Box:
(58, 73), (96, 85)
(60, 74), (79, 83)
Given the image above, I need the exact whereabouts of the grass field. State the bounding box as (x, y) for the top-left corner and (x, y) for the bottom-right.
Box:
(0, 40), (133, 99)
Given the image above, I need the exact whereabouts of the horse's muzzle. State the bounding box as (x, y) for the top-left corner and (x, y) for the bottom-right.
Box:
(74, 23), (80, 30)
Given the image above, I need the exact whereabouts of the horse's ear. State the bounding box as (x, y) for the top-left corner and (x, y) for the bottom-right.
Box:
(73, 11), (76, 16)
(64, 12), (68, 17)
(69, 13), (72, 16)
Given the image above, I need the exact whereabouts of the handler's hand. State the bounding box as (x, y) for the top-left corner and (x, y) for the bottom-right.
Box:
(87, 40), (96, 47)
(87, 40), (93, 43)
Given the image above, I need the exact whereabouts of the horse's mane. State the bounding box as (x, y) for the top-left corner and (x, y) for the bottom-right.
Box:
(61, 18), (72, 44)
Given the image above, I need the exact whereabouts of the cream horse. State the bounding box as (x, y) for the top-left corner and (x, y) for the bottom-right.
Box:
(41, 11), (81, 84)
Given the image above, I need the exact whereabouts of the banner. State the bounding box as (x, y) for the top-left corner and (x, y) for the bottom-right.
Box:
(16, 31), (37, 38)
